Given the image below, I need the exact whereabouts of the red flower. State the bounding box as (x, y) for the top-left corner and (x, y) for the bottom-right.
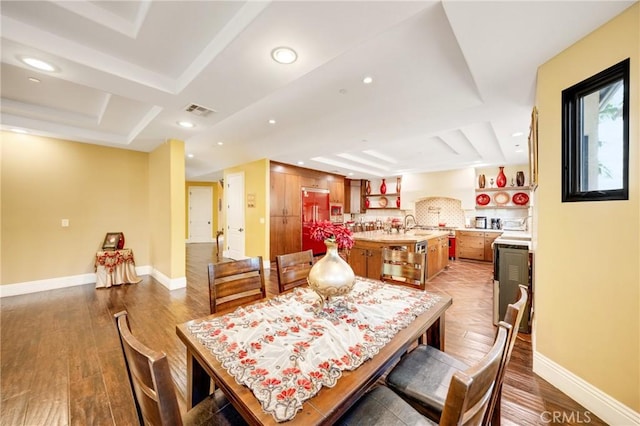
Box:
(283, 367), (301, 376)
(349, 344), (363, 357)
(308, 221), (354, 250)
(277, 388), (297, 401)
(265, 335), (275, 342)
(290, 326), (300, 333)
(318, 362), (330, 370)
(251, 368), (269, 377)
(251, 342), (262, 350)
(309, 371), (324, 380)
(241, 358), (257, 366)
(238, 350), (248, 358)
(277, 330), (288, 336)
(297, 378), (313, 391)
(262, 377), (281, 387)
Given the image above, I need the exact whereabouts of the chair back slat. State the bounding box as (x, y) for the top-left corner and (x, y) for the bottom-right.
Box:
(484, 285), (528, 425)
(440, 322), (510, 426)
(208, 257), (266, 313)
(276, 250), (314, 293)
(381, 248), (427, 290)
(114, 311), (183, 426)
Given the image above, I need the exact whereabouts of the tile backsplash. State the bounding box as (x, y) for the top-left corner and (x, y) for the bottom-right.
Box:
(415, 197), (465, 227)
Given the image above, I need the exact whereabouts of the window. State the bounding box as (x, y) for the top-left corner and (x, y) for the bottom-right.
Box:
(562, 58), (629, 202)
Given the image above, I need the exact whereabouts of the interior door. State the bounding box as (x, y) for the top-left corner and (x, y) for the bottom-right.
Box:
(226, 172), (245, 259)
(188, 186), (212, 242)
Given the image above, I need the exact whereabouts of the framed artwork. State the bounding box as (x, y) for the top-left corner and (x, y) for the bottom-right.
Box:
(102, 232), (121, 250)
(528, 106), (539, 190)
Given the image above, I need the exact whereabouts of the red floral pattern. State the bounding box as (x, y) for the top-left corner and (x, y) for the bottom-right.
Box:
(188, 278), (440, 422)
(95, 249), (136, 273)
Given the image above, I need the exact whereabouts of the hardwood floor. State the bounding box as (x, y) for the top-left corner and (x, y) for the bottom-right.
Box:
(0, 243), (604, 425)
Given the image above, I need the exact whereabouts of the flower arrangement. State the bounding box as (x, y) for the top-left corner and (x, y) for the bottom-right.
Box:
(308, 221), (354, 250)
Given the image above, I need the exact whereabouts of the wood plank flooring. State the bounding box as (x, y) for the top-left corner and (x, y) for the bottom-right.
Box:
(0, 243), (604, 425)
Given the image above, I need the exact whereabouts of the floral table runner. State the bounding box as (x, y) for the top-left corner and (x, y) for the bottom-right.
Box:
(187, 278), (441, 422)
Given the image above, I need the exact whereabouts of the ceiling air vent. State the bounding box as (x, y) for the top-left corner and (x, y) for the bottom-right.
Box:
(184, 103), (216, 117)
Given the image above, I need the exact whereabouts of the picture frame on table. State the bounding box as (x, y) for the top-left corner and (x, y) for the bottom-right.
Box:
(102, 232), (121, 250)
(529, 106), (539, 190)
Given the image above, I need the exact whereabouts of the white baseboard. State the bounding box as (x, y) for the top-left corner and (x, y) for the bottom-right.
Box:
(151, 268), (186, 290)
(0, 265), (152, 297)
(533, 351), (640, 425)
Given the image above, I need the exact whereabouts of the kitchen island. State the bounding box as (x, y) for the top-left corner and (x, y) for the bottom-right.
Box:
(349, 230), (450, 281)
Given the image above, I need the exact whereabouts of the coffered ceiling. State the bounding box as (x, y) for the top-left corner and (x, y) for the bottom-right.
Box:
(1, 1), (634, 180)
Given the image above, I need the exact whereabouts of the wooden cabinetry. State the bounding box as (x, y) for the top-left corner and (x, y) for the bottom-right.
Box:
(427, 236), (449, 280)
(328, 178), (345, 204)
(270, 172), (301, 260)
(363, 179), (401, 210)
(348, 241), (383, 280)
(484, 232), (501, 263)
(301, 176), (327, 190)
(456, 230), (502, 262)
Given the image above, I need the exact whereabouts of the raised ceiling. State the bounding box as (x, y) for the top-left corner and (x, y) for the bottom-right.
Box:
(1, 1), (635, 180)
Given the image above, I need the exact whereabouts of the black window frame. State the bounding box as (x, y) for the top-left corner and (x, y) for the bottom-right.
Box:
(561, 58), (630, 202)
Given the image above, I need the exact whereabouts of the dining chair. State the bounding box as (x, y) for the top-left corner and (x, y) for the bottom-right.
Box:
(208, 256), (266, 314)
(380, 248), (427, 291)
(114, 311), (246, 426)
(337, 321), (511, 426)
(275, 249), (314, 293)
(385, 285), (528, 425)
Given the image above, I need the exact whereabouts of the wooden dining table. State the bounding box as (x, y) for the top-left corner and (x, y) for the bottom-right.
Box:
(176, 280), (452, 425)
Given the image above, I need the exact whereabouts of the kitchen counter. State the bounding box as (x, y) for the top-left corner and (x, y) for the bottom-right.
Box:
(353, 229), (450, 244)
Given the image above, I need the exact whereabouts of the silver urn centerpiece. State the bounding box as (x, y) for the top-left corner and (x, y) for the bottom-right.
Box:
(307, 221), (355, 306)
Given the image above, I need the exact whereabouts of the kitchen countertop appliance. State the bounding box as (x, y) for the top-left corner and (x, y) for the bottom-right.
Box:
(475, 216), (487, 229)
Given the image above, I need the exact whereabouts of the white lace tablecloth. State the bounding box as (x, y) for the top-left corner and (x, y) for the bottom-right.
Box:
(187, 278), (441, 422)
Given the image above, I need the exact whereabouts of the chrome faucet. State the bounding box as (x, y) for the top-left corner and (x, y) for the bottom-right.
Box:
(404, 214), (416, 232)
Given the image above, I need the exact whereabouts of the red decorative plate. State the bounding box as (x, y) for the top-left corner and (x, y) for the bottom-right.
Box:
(512, 192), (530, 205)
(476, 193), (490, 206)
(494, 192), (510, 205)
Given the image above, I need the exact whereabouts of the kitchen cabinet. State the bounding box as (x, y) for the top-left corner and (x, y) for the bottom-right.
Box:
(328, 178), (345, 204)
(348, 240), (383, 280)
(427, 236), (449, 280)
(301, 176), (327, 190)
(270, 171), (302, 260)
(456, 230), (502, 262)
(484, 232), (501, 263)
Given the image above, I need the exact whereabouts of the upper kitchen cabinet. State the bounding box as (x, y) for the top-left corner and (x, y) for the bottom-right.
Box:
(328, 178), (345, 204)
(270, 172), (301, 217)
(300, 176), (327, 190)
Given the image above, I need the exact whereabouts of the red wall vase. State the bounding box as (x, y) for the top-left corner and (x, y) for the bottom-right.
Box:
(496, 167), (507, 188)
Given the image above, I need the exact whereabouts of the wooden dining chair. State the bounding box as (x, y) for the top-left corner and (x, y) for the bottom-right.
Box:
(337, 322), (511, 426)
(114, 311), (246, 426)
(275, 249), (314, 293)
(380, 248), (427, 291)
(385, 285), (528, 425)
(208, 257), (266, 314)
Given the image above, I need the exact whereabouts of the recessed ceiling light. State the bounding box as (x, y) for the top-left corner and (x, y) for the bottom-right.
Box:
(268, 119), (276, 125)
(297, 161), (304, 165)
(217, 141), (224, 146)
(177, 121), (195, 128)
(20, 57), (56, 72)
(28, 77), (41, 83)
(187, 153), (194, 158)
(348, 172), (354, 176)
(511, 131), (524, 137)
(11, 128), (28, 134)
(363, 76), (373, 84)
(271, 47), (297, 64)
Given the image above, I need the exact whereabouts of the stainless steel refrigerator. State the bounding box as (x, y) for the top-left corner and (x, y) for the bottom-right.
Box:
(301, 188), (330, 255)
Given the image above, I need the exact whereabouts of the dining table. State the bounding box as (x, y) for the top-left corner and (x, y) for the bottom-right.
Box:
(176, 277), (452, 425)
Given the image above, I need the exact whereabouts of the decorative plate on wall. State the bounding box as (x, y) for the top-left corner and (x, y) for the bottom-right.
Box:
(512, 192), (530, 205)
(494, 191), (510, 205)
(476, 193), (490, 206)
(378, 196), (388, 207)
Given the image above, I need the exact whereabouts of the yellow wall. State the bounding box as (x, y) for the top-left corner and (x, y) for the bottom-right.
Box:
(149, 139), (185, 280)
(184, 181), (223, 240)
(224, 159), (269, 260)
(1, 132), (150, 284)
(536, 3), (639, 410)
